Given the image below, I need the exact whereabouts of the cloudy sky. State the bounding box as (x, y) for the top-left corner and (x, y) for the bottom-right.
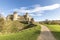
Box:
(0, 0), (60, 21)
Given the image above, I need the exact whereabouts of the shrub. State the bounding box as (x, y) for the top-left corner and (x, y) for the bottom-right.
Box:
(0, 18), (5, 32)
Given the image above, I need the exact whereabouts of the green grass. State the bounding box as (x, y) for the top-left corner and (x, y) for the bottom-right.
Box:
(46, 24), (60, 40)
(0, 25), (41, 40)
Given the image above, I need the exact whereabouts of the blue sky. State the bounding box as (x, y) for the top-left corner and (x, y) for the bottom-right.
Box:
(0, 0), (60, 21)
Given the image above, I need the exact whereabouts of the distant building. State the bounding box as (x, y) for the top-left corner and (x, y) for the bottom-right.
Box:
(6, 12), (34, 24)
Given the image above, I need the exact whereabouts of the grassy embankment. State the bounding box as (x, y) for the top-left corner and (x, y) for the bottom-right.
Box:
(0, 23), (41, 40)
(46, 24), (60, 40)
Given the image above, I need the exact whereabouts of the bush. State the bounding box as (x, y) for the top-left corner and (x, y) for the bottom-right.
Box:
(0, 18), (5, 32)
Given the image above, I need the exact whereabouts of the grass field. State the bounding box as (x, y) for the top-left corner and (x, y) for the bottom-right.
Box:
(0, 25), (41, 40)
(46, 25), (60, 40)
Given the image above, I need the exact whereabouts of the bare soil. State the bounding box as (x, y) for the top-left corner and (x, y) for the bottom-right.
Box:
(37, 25), (56, 40)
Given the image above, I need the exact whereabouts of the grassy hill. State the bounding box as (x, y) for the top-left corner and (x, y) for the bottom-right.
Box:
(0, 18), (41, 40)
(0, 24), (41, 40)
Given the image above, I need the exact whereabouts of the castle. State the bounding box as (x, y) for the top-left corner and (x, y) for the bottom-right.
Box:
(0, 12), (34, 24)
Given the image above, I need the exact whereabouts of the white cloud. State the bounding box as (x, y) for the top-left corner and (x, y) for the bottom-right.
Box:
(0, 12), (4, 15)
(41, 4), (60, 10)
(13, 4), (60, 21)
(29, 13), (42, 17)
(14, 4), (60, 15)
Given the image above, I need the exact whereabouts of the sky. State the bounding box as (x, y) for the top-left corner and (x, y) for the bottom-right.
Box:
(0, 0), (60, 21)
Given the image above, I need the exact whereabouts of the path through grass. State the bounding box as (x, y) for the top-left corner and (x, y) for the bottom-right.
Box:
(46, 25), (60, 40)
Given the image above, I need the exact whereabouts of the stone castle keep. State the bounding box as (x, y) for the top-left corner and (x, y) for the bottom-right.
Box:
(0, 12), (34, 24)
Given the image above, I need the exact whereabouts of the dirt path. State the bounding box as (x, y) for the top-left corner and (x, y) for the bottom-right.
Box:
(37, 25), (56, 40)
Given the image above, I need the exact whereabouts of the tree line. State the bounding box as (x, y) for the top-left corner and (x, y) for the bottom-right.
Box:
(39, 19), (60, 25)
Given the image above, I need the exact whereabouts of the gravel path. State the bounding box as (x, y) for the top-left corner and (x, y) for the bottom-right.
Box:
(37, 25), (56, 40)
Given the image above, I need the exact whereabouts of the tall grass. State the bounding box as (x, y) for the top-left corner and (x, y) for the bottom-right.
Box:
(0, 25), (41, 40)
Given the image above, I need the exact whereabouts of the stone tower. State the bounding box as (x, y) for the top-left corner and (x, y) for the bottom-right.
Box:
(25, 12), (29, 21)
(24, 12), (32, 24)
(13, 12), (18, 20)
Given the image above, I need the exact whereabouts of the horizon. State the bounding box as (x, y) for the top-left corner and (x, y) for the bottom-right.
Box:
(0, 0), (60, 21)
